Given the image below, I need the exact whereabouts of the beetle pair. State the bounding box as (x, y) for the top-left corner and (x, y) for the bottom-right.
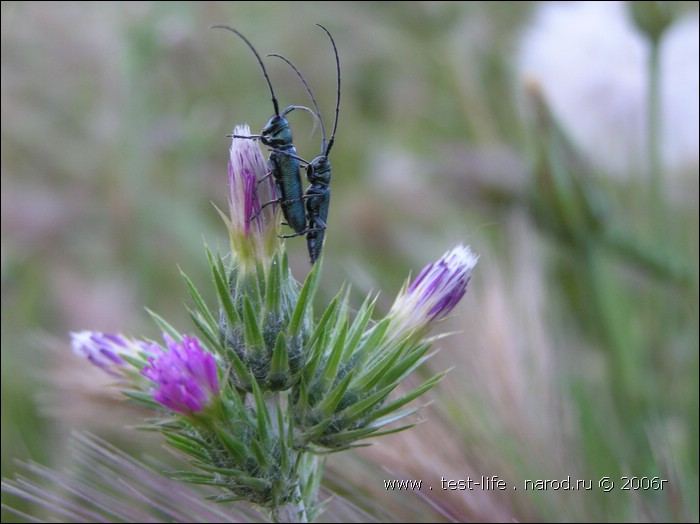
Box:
(213, 24), (340, 264)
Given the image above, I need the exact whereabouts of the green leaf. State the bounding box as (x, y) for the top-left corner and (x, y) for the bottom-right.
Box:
(145, 308), (181, 341)
(230, 474), (271, 491)
(242, 294), (265, 351)
(342, 293), (377, 361)
(180, 267), (218, 328)
(367, 372), (445, 422)
(269, 332), (290, 377)
(289, 256), (321, 336)
(279, 251), (295, 313)
(206, 248), (240, 327)
(307, 290), (342, 351)
(162, 432), (210, 462)
(313, 442), (372, 454)
(169, 472), (224, 486)
(265, 252), (281, 314)
(295, 377), (309, 418)
(317, 370), (355, 416)
(369, 406), (422, 429)
(365, 335), (410, 367)
(251, 379), (271, 446)
(303, 292), (343, 381)
(361, 423), (416, 439)
(187, 308), (220, 350)
(227, 384), (256, 427)
(298, 418), (334, 443)
(277, 403), (290, 471)
(354, 317), (392, 361)
(320, 419), (417, 446)
(229, 353), (255, 391)
(204, 494), (246, 503)
(193, 466), (272, 491)
(376, 344), (433, 387)
(320, 425), (380, 445)
(351, 343), (405, 392)
(119, 353), (149, 369)
(320, 318), (349, 386)
(255, 259), (267, 303)
(149, 418), (186, 430)
(249, 440), (269, 470)
(122, 390), (158, 406)
(339, 382), (397, 423)
(188, 462), (249, 478)
(213, 425), (247, 462)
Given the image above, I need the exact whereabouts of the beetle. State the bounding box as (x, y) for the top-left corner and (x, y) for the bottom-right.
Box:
(212, 25), (312, 235)
(269, 24), (341, 263)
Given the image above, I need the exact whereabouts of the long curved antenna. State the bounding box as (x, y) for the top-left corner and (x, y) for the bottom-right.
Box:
(211, 25), (280, 116)
(282, 104), (322, 137)
(315, 24), (340, 157)
(268, 53), (326, 154)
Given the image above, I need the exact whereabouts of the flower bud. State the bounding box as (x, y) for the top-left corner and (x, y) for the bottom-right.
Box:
(141, 334), (220, 415)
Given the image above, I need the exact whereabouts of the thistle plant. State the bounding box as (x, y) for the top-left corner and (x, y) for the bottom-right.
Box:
(67, 124), (477, 522)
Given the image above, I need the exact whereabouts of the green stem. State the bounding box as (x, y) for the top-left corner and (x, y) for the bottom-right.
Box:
(271, 487), (308, 523)
(647, 37), (664, 231)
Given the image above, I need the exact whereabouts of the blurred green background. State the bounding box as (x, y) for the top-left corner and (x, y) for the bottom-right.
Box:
(2, 1), (698, 522)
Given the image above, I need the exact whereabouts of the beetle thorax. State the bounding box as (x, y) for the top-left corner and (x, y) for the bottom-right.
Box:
(307, 156), (331, 185)
(261, 115), (293, 149)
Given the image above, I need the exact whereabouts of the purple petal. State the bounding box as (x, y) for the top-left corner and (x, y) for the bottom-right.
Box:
(70, 331), (132, 377)
(389, 245), (478, 337)
(141, 334), (220, 415)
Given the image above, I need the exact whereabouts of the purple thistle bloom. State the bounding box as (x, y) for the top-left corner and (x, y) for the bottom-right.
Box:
(71, 331), (136, 377)
(228, 124), (276, 238)
(388, 245), (478, 338)
(141, 335), (220, 415)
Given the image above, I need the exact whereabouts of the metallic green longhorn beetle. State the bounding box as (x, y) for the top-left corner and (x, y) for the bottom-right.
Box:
(271, 23), (341, 264)
(212, 25), (313, 235)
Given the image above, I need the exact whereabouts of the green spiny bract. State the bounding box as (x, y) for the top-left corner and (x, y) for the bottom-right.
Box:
(184, 248), (318, 393)
(162, 381), (300, 507)
(290, 290), (444, 451)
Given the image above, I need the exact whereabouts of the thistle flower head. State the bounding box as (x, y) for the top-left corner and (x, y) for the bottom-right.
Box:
(141, 334), (220, 415)
(387, 245), (478, 340)
(226, 124), (279, 266)
(290, 245), (477, 449)
(70, 331), (146, 377)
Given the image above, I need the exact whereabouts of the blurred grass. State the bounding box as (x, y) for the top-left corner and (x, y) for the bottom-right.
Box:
(1, 1), (698, 522)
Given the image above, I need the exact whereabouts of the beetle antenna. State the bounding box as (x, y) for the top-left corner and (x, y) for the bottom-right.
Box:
(268, 53), (326, 154)
(315, 24), (340, 157)
(211, 25), (280, 116)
